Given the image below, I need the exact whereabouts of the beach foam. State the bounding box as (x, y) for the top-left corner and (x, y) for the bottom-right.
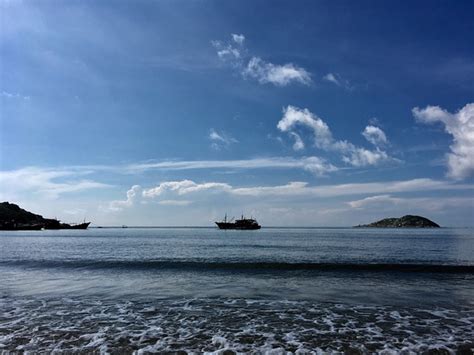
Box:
(1, 296), (472, 353)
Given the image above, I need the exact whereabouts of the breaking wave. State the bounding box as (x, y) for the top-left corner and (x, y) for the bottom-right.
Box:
(1, 259), (474, 273)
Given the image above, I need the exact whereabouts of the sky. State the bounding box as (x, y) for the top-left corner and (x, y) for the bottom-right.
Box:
(1, 0), (473, 226)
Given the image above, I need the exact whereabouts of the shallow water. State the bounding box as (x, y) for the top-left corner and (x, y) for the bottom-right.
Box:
(1, 228), (473, 353)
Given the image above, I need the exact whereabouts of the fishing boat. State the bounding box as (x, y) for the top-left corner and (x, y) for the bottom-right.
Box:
(215, 214), (261, 230)
(44, 220), (90, 230)
(67, 222), (91, 229)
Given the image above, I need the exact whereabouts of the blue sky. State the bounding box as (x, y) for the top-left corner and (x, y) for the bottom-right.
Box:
(1, 0), (473, 226)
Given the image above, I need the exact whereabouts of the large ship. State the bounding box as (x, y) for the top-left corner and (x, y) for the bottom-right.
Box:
(215, 214), (261, 230)
(43, 220), (91, 230)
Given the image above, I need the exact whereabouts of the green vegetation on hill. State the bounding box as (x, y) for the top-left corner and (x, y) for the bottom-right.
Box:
(355, 215), (440, 228)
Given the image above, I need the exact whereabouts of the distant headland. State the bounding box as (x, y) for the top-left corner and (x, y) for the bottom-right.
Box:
(0, 202), (89, 230)
(355, 215), (440, 228)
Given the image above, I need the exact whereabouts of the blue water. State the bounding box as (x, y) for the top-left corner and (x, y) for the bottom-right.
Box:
(1, 228), (473, 353)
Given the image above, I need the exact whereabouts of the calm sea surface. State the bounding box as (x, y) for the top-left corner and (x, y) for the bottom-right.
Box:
(1, 228), (473, 353)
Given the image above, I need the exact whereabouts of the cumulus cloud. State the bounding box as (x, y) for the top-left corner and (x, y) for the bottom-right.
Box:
(413, 103), (474, 180)
(297, 156), (337, 175)
(243, 57), (312, 86)
(109, 180), (231, 210)
(231, 33), (245, 45)
(109, 185), (142, 211)
(289, 132), (304, 151)
(340, 147), (389, 167)
(362, 125), (388, 146)
(277, 106), (394, 167)
(112, 178), (472, 209)
(209, 129), (238, 150)
(213, 34), (311, 86)
(211, 39), (242, 61)
(277, 106), (333, 148)
(142, 180), (231, 198)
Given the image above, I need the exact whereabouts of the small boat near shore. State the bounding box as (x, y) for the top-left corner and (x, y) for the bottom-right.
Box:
(215, 214), (261, 230)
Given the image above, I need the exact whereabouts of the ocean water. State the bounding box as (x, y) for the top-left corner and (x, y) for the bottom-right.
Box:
(0, 227), (473, 353)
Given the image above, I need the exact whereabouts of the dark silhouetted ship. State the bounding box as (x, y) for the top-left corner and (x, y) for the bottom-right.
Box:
(215, 214), (261, 230)
(44, 220), (90, 230)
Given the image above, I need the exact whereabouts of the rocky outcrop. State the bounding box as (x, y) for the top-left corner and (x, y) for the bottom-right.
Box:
(0, 202), (61, 230)
(355, 215), (440, 228)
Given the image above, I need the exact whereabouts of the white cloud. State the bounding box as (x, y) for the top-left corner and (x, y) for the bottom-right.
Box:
(298, 157), (337, 175)
(212, 34), (312, 87)
(111, 178), (473, 210)
(413, 103), (474, 180)
(231, 33), (245, 45)
(289, 132), (304, 151)
(323, 73), (340, 85)
(347, 194), (474, 212)
(211, 40), (241, 60)
(209, 130), (225, 142)
(209, 128), (238, 150)
(322, 73), (352, 90)
(125, 156), (338, 176)
(232, 181), (309, 197)
(0, 167), (110, 200)
(109, 180), (231, 210)
(277, 106), (333, 148)
(218, 47), (241, 60)
(2, 157), (338, 178)
(348, 194), (398, 209)
(142, 180), (231, 198)
(231, 178), (472, 198)
(277, 106), (394, 167)
(157, 200), (192, 206)
(362, 125), (388, 146)
(1, 91), (30, 100)
(341, 147), (389, 167)
(109, 185), (142, 211)
(243, 57), (312, 86)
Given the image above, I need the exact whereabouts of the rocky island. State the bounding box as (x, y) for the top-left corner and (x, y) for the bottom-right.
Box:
(0, 202), (89, 230)
(355, 215), (440, 228)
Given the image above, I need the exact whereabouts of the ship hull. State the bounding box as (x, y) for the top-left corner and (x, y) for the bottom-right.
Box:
(68, 222), (91, 230)
(44, 222), (90, 230)
(215, 222), (261, 230)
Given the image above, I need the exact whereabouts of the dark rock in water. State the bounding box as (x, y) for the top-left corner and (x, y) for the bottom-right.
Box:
(355, 215), (440, 228)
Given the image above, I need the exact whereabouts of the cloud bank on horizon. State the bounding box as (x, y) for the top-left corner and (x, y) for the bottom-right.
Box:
(1, 1), (473, 226)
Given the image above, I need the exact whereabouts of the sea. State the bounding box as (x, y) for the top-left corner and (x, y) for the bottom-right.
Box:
(0, 227), (473, 354)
